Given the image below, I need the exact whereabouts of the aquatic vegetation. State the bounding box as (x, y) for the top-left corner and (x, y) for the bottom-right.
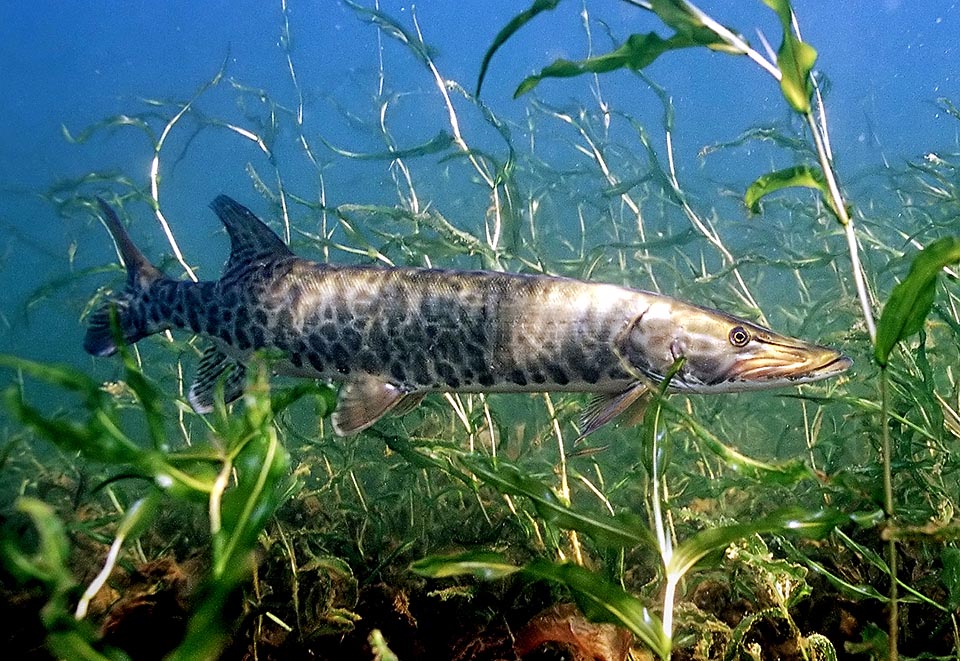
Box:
(2, 1), (960, 660)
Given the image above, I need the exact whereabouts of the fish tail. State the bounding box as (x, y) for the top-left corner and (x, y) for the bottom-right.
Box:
(84, 198), (167, 357)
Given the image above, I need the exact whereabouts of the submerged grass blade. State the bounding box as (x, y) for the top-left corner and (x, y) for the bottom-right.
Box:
(515, 31), (701, 98)
(461, 454), (656, 550)
(475, 0), (562, 97)
(411, 550), (521, 580)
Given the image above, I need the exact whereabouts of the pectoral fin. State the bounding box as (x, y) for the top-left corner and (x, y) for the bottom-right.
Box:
(332, 376), (417, 436)
(577, 382), (650, 441)
(188, 346), (247, 413)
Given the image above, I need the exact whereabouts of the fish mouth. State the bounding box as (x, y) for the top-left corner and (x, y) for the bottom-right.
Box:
(726, 343), (852, 387)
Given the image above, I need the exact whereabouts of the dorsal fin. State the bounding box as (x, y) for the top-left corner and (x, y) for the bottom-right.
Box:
(209, 195), (293, 274)
(96, 197), (164, 289)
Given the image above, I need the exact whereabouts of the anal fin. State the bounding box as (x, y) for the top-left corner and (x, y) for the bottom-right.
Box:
(188, 346), (247, 413)
(332, 376), (414, 436)
(577, 382), (650, 441)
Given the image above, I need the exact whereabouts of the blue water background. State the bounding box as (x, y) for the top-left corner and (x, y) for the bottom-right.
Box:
(0, 0), (957, 368)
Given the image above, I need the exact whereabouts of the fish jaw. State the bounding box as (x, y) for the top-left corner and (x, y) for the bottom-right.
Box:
(617, 299), (852, 394)
(677, 333), (853, 393)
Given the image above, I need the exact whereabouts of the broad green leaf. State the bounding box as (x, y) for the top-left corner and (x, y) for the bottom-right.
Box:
(522, 560), (669, 658)
(763, 0), (817, 113)
(874, 237), (960, 366)
(411, 551), (521, 580)
(667, 507), (849, 581)
(744, 165), (830, 214)
(476, 0), (563, 96)
(515, 31), (697, 98)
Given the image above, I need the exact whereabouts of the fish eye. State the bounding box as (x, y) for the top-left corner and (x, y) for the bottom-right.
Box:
(728, 325), (750, 347)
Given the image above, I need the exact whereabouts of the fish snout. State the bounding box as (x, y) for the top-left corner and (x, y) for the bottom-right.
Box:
(728, 340), (852, 387)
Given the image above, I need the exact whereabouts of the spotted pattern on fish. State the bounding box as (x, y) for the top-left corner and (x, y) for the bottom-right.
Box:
(85, 195), (852, 436)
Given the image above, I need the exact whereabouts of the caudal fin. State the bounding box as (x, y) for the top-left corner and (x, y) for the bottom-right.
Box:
(84, 198), (166, 357)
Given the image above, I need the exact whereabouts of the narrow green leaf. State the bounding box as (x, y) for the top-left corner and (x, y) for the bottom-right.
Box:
(61, 114), (157, 145)
(940, 547), (960, 610)
(744, 164), (829, 214)
(319, 130), (454, 160)
(515, 32), (695, 98)
(0, 354), (102, 403)
(411, 551), (520, 580)
(763, 0), (817, 113)
(5, 498), (71, 585)
(462, 454), (656, 550)
(678, 411), (816, 485)
(476, 0), (563, 96)
(667, 507), (849, 581)
(522, 560), (669, 658)
(649, 0), (743, 53)
(874, 237), (960, 366)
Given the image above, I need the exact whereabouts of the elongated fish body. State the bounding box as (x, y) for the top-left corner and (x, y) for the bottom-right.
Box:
(86, 196), (851, 436)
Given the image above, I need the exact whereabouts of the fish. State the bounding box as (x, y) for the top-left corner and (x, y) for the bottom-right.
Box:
(85, 195), (851, 437)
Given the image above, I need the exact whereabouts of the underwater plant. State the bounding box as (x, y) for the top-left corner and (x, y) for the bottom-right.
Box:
(2, 1), (960, 660)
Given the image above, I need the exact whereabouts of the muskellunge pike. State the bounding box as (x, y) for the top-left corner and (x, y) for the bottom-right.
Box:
(85, 195), (851, 436)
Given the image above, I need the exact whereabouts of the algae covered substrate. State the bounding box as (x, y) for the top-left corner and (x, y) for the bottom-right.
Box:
(1, 2), (960, 659)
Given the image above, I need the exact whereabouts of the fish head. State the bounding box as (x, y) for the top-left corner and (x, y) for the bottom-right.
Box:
(617, 299), (851, 393)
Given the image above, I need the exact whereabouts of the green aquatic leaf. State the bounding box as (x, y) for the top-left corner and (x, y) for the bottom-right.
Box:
(319, 130), (454, 160)
(744, 164), (830, 214)
(172, 370), (293, 661)
(344, 0), (433, 63)
(522, 560), (669, 659)
(0, 354), (102, 402)
(462, 454), (656, 550)
(412, 552), (669, 658)
(61, 114), (156, 145)
(874, 237), (960, 366)
(667, 507), (849, 581)
(678, 410), (816, 485)
(763, 0), (817, 113)
(368, 630), (399, 661)
(3, 384), (143, 466)
(476, 0), (563, 96)
(515, 31), (697, 98)
(648, 0), (743, 53)
(2, 499), (129, 661)
(3, 498), (72, 587)
(941, 547), (960, 610)
(411, 550), (521, 580)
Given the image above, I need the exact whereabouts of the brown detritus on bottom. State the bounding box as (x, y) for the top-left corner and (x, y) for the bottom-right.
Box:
(514, 603), (633, 661)
(98, 556), (205, 661)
